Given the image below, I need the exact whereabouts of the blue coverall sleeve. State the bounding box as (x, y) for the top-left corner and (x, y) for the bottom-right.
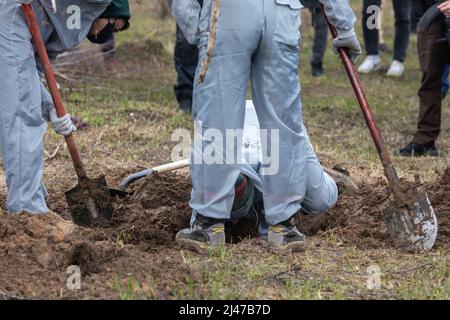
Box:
(36, 0), (111, 56)
(167, 0), (202, 45)
(40, 82), (54, 122)
(318, 0), (356, 32)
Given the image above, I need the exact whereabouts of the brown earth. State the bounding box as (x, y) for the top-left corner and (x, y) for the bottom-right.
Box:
(0, 167), (449, 299)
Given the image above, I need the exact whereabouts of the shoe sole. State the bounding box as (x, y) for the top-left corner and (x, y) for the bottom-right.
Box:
(386, 72), (404, 77)
(269, 241), (306, 254)
(358, 65), (381, 74)
(176, 238), (225, 255)
(176, 238), (209, 254)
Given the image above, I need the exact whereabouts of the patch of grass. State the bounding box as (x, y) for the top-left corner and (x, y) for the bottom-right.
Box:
(113, 275), (158, 300)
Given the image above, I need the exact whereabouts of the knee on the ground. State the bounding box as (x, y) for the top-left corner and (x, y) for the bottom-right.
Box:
(302, 178), (338, 215)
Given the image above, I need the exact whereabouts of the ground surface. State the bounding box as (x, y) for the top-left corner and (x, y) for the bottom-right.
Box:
(0, 1), (449, 299)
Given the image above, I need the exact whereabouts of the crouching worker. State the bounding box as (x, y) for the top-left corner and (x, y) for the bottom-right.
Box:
(175, 101), (344, 253)
(173, 0), (360, 253)
(170, 6), (359, 253)
(0, 0), (130, 215)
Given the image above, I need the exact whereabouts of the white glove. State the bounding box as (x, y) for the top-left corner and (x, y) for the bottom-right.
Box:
(49, 109), (77, 136)
(332, 28), (362, 63)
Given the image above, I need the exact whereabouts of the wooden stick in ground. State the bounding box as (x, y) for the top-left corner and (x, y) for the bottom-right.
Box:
(198, 0), (221, 84)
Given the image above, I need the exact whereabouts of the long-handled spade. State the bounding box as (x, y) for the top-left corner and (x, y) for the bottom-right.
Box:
(118, 159), (190, 191)
(21, 3), (115, 227)
(322, 7), (438, 252)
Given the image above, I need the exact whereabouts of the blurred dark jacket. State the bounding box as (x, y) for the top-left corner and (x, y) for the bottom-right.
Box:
(300, 0), (320, 8)
(412, 0), (445, 20)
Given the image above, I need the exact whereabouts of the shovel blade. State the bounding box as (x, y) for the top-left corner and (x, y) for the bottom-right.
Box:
(384, 189), (438, 252)
(65, 176), (114, 227)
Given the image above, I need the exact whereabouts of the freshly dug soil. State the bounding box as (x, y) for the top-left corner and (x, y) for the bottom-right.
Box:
(297, 181), (392, 248)
(0, 173), (195, 299)
(0, 168), (449, 299)
(427, 168), (450, 244)
(299, 170), (450, 248)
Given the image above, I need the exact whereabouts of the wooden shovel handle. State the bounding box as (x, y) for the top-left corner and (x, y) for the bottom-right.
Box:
(152, 159), (190, 173)
(320, 5), (402, 199)
(21, 3), (86, 179)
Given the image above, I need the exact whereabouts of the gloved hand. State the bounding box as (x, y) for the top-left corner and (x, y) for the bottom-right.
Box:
(332, 28), (362, 63)
(49, 109), (77, 136)
(438, 1), (450, 18)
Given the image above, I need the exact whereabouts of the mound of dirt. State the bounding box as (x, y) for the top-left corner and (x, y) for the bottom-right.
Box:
(299, 170), (450, 248)
(1, 168), (449, 299)
(427, 168), (450, 244)
(112, 169), (449, 249)
(0, 173), (198, 299)
(92, 172), (193, 250)
(297, 181), (392, 248)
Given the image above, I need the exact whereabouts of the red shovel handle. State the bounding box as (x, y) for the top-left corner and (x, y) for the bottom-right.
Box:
(320, 5), (402, 197)
(21, 3), (86, 178)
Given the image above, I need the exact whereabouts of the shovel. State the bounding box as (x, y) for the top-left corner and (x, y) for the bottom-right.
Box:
(118, 159), (190, 191)
(322, 7), (438, 252)
(21, 3), (114, 227)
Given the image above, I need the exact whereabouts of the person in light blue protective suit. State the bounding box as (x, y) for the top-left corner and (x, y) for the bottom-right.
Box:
(0, 0), (130, 214)
(171, 0), (361, 253)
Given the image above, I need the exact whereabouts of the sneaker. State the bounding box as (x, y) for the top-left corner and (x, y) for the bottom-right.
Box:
(311, 63), (325, 77)
(175, 215), (225, 253)
(357, 55), (381, 74)
(268, 217), (306, 253)
(396, 142), (438, 157)
(386, 60), (405, 77)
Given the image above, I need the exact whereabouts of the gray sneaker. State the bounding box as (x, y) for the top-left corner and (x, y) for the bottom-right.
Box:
(268, 218), (306, 253)
(175, 215), (225, 253)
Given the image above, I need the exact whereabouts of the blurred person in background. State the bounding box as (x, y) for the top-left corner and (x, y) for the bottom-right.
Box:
(301, 0), (329, 77)
(358, 0), (412, 77)
(171, 0), (203, 113)
(99, 34), (118, 67)
(398, 0), (449, 157)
